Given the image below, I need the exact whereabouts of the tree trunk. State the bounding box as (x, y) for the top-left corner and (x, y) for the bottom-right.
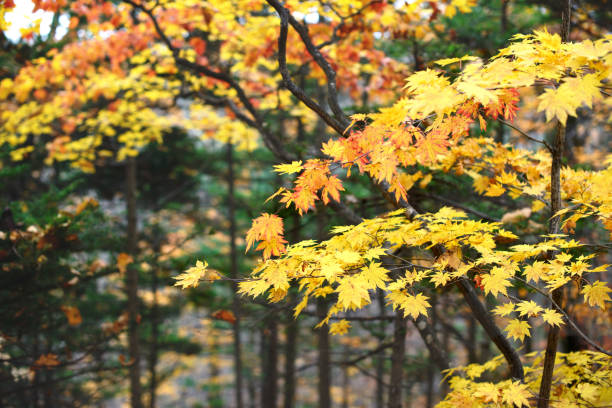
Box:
(538, 3), (571, 406)
(247, 330), (257, 408)
(316, 206), (332, 408)
(227, 142), (244, 408)
(501, 0), (509, 33)
(261, 315), (278, 408)
(387, 311), (407, 408)
(425, 361), (434, 408)
(209, 333), (222, 406)
(375, 292), (386, 408)
(341, 353), (350, 408)
(126, 157), (143, 408)
(317, 298), (332, 408)
(283, 213), (301, 408)
(148, 229), (162, 408)
(148, 264), (159, 408)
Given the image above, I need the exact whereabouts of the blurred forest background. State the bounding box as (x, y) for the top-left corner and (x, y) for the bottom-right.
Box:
(0, 0), (610, 407)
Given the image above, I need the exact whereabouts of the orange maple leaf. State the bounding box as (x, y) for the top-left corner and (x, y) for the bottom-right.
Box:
(246, 213), (287, 259)
(60, 305), (82, 326)
(414, 131), (450, 164)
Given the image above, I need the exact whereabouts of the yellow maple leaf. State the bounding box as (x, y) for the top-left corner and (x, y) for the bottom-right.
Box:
(431, 271), (451, 287)
(361, 262), (390, 289)
(537, 86), (578, 125)
(434, 55), (478, 66)
(396, 292), (430, 320)
(473, 382), (500, 403)
(515, 300), (543, 318)
(239, 277), (271, 298)
(523, 261), (546, 283)
(484, 183), (505, 197)
(493, 302), (515, 317)
(273, 160), (303, 175)
(457, 80), (497, 105)
(329, 319), (351, 336)
(541, 308), (564, 327)
(501, 381), (531, 407)
(173, 260), (220, 289)
(504, 318), (531, 342)
(481, 267), (512, 297)
(575, 383), (600, 402)
(336, 276), (371, 310)
(581, 281), (611, 310)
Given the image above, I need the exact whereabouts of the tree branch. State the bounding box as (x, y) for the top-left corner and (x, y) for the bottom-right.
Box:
(538, 2), (572, 405)
(123, 0), (295, 163)
(498, 118), (553, 152)
(266, 0), (351, 128)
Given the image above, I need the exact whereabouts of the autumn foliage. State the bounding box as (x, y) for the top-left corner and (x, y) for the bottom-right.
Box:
(1, 0), (611, 407)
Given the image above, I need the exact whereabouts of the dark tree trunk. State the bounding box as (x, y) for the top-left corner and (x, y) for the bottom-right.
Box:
(316, 298), (332, 408)
(375, 292), (386, 408)
(227, 142), (244, 408)
(501, 0), (509, 33)
(467, 315), (477, 363)
(425, 361), (434, 408)
(247, 331), (257, 408)
(283, 302), (298, 408)
(387, 311), (407, 408)
(341, 354), (350, 408)
(538, 3), (571, 406)
(261, 315), (278, 408)
(126, 157), (143, 408)
(283, 213), (301, 408)
(148, 262), (159, 408)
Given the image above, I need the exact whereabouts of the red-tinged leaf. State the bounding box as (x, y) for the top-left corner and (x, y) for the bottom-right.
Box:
(389, 177), (408, 203)
(321, 175), (344, 204)
(478, 114), (487, 131)
(414, 131), (450, 164)
(211, 309), (236, 324)
(119, 354), (134, 366)
(255, 236), (287, 259)
(189, 37), (206, 55)
(245, 213), (286, 259)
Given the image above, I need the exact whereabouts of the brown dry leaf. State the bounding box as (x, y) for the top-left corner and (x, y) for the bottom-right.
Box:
(60, 306), (82, 326)
(116, 253), (134, 274)
(501, 207), (531, 224)
(211, 310), (237, 324)
(119, 354), (134, 366)
(33, 353), (60, 368)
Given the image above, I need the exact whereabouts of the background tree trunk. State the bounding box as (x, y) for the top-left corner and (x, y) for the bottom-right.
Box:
(387, 311), (407, 408)
(261, 314), (279, 408)
(126, 157), (143, 408)
(227, 141), (244, 408)
(283, 213), (301, 408)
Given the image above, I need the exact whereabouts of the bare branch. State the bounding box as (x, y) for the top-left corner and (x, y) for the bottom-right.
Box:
(498, 118), (553, 152)
(266, 0), (350, 128)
